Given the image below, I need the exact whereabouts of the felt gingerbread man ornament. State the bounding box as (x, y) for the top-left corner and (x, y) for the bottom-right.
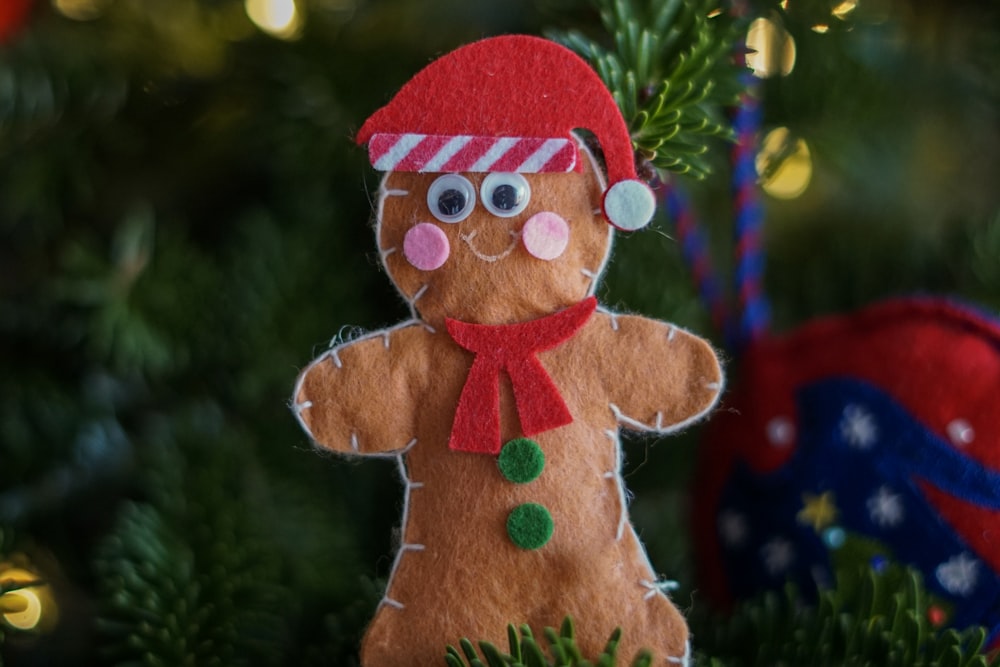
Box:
(292, 35), (723, 666)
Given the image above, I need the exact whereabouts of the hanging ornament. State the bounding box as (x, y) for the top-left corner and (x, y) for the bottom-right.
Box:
(0, 0), (33, 44)
(661, 13), (1000, 644)
(692, 298), (1000, 648)
(291, 34), (723, 667)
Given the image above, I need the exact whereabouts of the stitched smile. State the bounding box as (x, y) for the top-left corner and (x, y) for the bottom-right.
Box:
(459, 229), (519, 263)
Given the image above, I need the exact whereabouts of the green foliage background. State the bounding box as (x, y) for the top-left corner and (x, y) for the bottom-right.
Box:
(0, 0), (997, 664)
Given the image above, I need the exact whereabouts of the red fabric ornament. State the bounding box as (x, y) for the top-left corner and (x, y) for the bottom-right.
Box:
(446, 297), (597, 455)
(355, 35), (656, 231)
(0, 0), (33, 44)
(693, 297), (1000, 646)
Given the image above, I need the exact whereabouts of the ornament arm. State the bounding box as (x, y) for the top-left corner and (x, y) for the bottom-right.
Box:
(291, 321), (432, 456)
(595, 310), (724, 435)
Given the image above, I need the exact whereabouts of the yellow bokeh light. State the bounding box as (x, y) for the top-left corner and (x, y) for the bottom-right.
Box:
(832, 0), (859, 20)
(746, 16), (797, 78)
(812, 23), (831, 34)
(245, 0), (303, 40)
(0, 592), (28, 614)
(0, 565), (57, 633)
(2, 590), (41, 630)
(756, 127), (813, 199)
(52, 0), (108, 21)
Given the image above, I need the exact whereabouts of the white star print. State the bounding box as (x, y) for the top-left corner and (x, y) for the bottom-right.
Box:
(946, 419), (975, 446)
(761, 538), (795, 576)
(840, 404), (878, 449)
(867, 486), (905, 528)
(936, 553), (979, 596)
(718, 510), (749, 547)
(766, 416), (795, 448)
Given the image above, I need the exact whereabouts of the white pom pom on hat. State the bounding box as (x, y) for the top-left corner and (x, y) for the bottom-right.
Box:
(602, 179), (657, 231)
(355, 34), (656, 231)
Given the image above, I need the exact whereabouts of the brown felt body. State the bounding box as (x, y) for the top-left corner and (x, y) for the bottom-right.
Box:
(293, 144), (723, 665)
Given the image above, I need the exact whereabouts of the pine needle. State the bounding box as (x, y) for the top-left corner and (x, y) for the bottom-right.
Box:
(549, 0), (744, 180)
(445, 617), (655, 667)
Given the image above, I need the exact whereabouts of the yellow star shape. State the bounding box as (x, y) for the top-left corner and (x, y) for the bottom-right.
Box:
(797, 491), (839, 532)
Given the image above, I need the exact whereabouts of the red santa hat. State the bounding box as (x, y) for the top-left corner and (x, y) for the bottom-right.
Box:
(355, 34), (656, 231)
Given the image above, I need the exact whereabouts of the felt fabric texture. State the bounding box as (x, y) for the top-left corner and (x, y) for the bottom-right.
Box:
(377, 162), (611, 329)
(404, 222), (450, 270)
(522, 211), (570, 260)
(356, 35), (654, 231)
(370, 133), (578, 174)
(498, 438), (545, 484)
(446, 297), (597, 454)
(507, 502), (555, 550)
(292, 142), (724, 666)
(602, 179), (657, 232)
(693, 298), (1000, 646)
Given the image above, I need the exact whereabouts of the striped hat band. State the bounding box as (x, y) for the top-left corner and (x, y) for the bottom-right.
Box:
(368, 133), (577, 174)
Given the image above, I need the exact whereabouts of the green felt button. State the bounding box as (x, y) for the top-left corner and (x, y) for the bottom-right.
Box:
(506, 503), (553, 550)
(498, 438), (545, 484)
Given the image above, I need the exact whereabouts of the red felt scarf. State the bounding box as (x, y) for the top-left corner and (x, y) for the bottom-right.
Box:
(445, 297), (597, 454)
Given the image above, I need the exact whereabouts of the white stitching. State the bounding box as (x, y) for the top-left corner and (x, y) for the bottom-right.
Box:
(408, 283), (430, 316)
(410, 283), (429, 302)
(331, 319), (427, 351)
(290, 362), (318, 440)
(609, 403), (656, 433)
(580, 263), (604, 295)
(666, 641), (692, 666)
(575, 138), (613, 297)
(603, 428), (628, 541)
(608, 349), (727, 437)
(292, 322), (428, 451)
(329, 324), (368, 349)
(376, 173), (430, 322)
(459, 229), (519, 263)
(640, 578), (680, 601)
(375, 438), (422, 611)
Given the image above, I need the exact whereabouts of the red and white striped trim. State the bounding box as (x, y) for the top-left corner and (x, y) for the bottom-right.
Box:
(368, 133), (577, 173)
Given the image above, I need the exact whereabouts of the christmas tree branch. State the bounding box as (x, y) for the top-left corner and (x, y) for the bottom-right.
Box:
(549, 0), (744, 179)
(445, 616), (653, 667)
(442, 562), (1000, 667)
(691, 561), (1000, 667)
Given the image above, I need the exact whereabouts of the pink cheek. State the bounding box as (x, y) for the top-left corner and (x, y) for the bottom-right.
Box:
(521, 212), (570, 261)
(403, 223), (450, 271)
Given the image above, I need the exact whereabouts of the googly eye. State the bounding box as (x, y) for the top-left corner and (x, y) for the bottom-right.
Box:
(480, 173), (531, 218)
(427, 174), (476, 224)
